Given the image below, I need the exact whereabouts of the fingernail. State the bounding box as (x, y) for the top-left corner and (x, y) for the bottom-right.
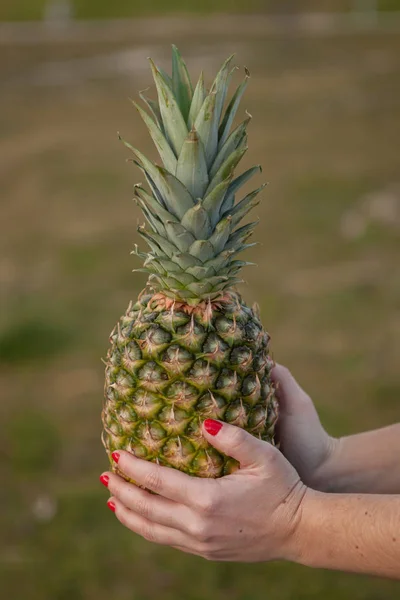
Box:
(204, 419), (223, 436)
(99, 474), (109, 488)
(111, 451), (120, 463)
(107, 500), (116, 513)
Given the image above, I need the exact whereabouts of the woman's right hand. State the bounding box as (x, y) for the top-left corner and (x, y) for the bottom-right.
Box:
(272, 364), (338, 492)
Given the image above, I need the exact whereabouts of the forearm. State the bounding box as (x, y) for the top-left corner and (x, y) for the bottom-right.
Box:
(296, 490), (400, 578)
(319, 424), (400, 494)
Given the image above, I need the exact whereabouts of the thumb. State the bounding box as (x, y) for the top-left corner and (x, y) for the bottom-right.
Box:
(271, 364), (328, 462)
(271, 363), (316, 419)
(202, 419), (276, 470)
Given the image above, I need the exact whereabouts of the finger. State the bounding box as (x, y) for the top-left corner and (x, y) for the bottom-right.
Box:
(171, 545), (200, 557)
(105, 472), (197, 535)
(271, 364), (325, 455)
(271, 364), (313, 416)
(112, 451), (210, 505)
(202, 419), (276, 470)
(108, 497), (196, 549)
(171, 545), (211, 559)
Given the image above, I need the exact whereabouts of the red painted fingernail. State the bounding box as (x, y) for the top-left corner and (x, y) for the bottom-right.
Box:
(107, 500), (116, 513)
(99, 474), (109, 488)
(111, 451), (120, 463)
(204, 419), (223, 436)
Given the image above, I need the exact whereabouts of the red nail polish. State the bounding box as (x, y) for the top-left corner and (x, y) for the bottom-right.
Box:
(107, 500), (116, 513)
(111, 451), (120, 463)
(99, 474), (109, 488)
(204, 419), (223, 436)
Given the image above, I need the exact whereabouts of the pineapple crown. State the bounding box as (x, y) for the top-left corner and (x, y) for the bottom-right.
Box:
(121, 46), (265, 306)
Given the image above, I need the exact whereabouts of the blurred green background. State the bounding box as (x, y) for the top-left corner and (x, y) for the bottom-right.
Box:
(1, 0), (400, 21)
(1, 1), (399, 599)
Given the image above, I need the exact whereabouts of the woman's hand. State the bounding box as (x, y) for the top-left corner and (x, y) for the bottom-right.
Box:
(271, 364), (338, 491)
(272, 365), (400, 495)
(100, 401), (400, 577)
(100, 419), (308, 562)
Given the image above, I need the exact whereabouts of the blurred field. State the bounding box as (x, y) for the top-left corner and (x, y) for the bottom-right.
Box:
(2, 1), (400, 22)
(1, 17), (400, 600)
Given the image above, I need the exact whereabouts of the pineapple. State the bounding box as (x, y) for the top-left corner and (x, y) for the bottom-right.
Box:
(102, 47), (278, 479)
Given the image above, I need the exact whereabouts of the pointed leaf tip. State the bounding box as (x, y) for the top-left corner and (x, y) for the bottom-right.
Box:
(150, 57), (188, 156)
(176, 127), (209, 199)
(172, 44), (193, 122)
(131, 98), (177, 173)
(218, 69), (250, 147)
(188, 70), (206, 129)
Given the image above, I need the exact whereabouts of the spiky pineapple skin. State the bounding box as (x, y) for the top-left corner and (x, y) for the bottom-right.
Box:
(102, 291), (278, 479)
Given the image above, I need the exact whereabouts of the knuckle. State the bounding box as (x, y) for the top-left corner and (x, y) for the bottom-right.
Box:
(196, 490), (219, 514)
(190, 519), (211, 543)
(140, 523), (156, 543)
(229, 425), (246, 448)
(180, 484), (193, 506)
(135, 496), (151, 520)
(264, 445), (282, 471)
(143, 468), (163, 493)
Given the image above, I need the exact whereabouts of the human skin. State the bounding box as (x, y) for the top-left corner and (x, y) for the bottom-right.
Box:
(100, 365), (400, 578)
(272, 365), (400, 495)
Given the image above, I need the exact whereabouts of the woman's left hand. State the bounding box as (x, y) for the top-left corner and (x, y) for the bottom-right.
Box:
(100, 419), (308, 563)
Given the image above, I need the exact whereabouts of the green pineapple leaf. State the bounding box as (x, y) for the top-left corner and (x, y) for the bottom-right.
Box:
(205, 146), (247, 197)
(138, 226), (178, 258)
(218, 67), (250, 148)
(210, 54), (235, 128)
(226, 184), (266, 226)
(181, 201), (212, 240)
(165, 221), (196, 253)
(122, 139), (194, 218)
(170, 252), (202, 269)
(138, 89), (164, 132)
(185, 264), (214, 279)
(210, 116), (250, 180)
(172, 44), (193, 122)
(131, 99), (177, 173)
(188, 71), (206, 128)
(202, 176), (232, 228)
(188, 240), (215, 262)
(224, 221), (258, 250)
(135, 198), (166, 236)
(208, 215), (233, 254)
(134, 185), (178, 225)
(176, 128), (209, 199)
(149, 59), (188, 156)
(194, 91), (218, 169)
(220, 165), (262, 215)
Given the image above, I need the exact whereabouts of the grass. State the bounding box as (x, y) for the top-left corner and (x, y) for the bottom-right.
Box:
(1, 22), (400, 599)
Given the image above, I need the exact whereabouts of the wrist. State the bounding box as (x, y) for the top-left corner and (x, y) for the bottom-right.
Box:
(291, 487), (326, 568)
(280, 485), (320, 565)
(310, 436), (342, 493)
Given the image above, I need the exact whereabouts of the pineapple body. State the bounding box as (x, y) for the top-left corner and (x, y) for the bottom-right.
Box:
(103, 292), (277, 478)
(102, 47), (279, 479)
